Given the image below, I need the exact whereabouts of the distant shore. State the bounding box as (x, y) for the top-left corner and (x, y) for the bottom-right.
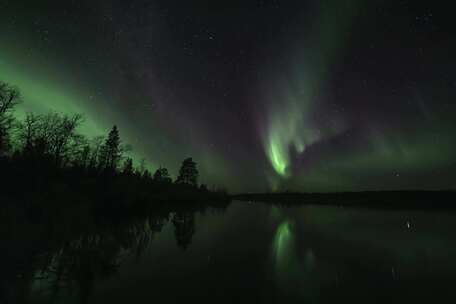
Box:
(232, 190), (456, 209)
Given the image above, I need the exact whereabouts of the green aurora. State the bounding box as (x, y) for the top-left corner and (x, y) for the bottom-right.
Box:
(0, 44), (236, 186)
(263, 1), (361, 179)
(260, 1), (456, 191)
(2, 1), (456, 192)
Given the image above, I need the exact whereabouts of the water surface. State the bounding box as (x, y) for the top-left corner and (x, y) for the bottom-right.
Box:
(19, 201), (456, 303)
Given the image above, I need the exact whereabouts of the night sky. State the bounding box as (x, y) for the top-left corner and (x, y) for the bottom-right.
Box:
(1, 0), (455, 192)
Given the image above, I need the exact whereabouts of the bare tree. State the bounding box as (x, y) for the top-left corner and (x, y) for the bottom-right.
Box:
(50, 114), (83, 166)
(17, 112), (83, 166)
(0, 81), (21, 154)
(0, 82), (20, 116)
(18, 113), (40, 154)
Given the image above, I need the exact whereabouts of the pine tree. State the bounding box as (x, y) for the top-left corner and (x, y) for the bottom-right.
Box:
(122, 157), (134, 175)
(176, 157), (198, 186)
(142, 169), (152, 180)
(153, 167), (172, 183)
(99, 125), (122, 171)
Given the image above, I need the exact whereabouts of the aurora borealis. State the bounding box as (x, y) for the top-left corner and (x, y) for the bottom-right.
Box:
(1, 0), (456, 192)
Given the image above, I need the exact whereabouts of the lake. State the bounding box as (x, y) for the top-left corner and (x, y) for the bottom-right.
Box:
(11, 201), (456, 303)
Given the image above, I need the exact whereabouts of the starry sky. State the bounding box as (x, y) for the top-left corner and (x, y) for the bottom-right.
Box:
(1, 0), (455, 192)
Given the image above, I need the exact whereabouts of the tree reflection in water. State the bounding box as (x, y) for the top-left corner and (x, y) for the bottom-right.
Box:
(0, 201), (228, 304)
(172, 212), (195, 250)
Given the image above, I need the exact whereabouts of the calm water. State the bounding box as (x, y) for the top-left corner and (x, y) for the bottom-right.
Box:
(19, 201), (456, 303)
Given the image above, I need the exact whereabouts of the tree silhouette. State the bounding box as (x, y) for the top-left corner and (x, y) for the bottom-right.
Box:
(153, 167), (172, 183)
(17, 112), (83, 166)
(176, 157), (199, 186)
(172, 212), (195, 250)
(18, 113), (40, 156)
(122, 157), (134, 175)
(135, 158), (146, 177)
(50, 113), (83, 166)
(87, 136), (104, 170)
(0, 81), (20, 154)
(142, 169), (152, 180)
(0, 80), (233, 302)
(71, 143), (90, 169)
(0, 80), (230, 229)
(99, 126), (122, 171)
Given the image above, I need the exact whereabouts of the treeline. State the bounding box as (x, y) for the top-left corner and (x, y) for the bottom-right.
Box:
(0, 81), (228, 206)
(234, 191), (456, 209)
(0, 81), (230, 303)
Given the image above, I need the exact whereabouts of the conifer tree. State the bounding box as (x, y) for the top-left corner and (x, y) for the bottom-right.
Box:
(99, 125), (122, 171)
(176, 157), (198, 186)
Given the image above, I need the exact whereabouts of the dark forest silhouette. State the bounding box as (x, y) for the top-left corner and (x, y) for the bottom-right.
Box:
(0, 80), (231, 303)
(0, 80), (229, 205)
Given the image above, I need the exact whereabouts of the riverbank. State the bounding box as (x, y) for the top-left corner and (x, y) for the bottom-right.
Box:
(233, 191), (456, 209)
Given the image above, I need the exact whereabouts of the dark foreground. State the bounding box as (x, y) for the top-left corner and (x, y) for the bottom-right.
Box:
(3, 200), (456, 304)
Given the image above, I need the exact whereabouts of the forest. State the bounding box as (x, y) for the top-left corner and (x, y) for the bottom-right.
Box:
(0, 80), (229, 210)
(0, 80), (233, 303)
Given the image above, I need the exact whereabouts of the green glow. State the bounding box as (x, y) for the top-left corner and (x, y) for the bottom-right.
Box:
(262, 1), (456, 191)
(271, 219), (316, 297)
(1, 20), (244, 189)
(0, 45), (238, 185)
(273, 221), (293, 261)
(0, 60), (104, 137)
(287, 122), (456, 192)
(0, 47), (154, 169)
(272, 220), (303, 280)
(265, 85), (322, 178)
(269, 138), (287, 176)
(263, 2), (360, 180)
